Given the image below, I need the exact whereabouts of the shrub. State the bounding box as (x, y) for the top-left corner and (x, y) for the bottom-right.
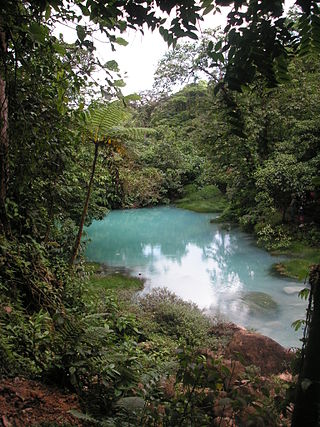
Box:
(256, 224), (292, 251)
(121, 166), (166, 207)
(137, 288), (217, 348)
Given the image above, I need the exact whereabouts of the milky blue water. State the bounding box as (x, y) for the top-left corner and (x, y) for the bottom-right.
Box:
(85, 206), (307, 348)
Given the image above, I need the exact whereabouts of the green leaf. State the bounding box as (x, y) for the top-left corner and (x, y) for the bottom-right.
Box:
(29, 23), (46, 44)
(186, 31), (198, 40)
(105, 60), (120, 72)
(215, 39), (223, 51)
(45, 5), (51, 20)
(115, 37), (129, 46)
(113, 79), (126, 87)
(292, 319), (305, 331)
(53, 42), (66, 56)
(79, 4), (90, 16)
(76, 25), (86, 42)
(221, 365), (231, 376)
(298, 288), (310, 300)
(201, 0), (212, 7)
(203, 4), (215, 15)
(123, 93), (141, 102)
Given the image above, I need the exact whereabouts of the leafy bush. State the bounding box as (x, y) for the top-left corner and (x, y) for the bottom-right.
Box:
(137, 288), (217, 348)
(121, 166), (166, 207)
(256, 224), (292, 251)
(302, 226), (320, 246)
(239, 213), (258, 232)
(140, 346), (290, 427)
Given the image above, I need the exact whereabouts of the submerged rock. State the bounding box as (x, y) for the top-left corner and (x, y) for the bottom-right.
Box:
(241, 291), (278, 315)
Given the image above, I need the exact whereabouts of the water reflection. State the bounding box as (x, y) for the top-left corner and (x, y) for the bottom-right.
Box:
(86, 206), (306, 348)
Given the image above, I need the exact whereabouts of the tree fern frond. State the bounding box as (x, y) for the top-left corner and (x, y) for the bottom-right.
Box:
(83, 100), (156, 144)
(85, 102), (131, 141)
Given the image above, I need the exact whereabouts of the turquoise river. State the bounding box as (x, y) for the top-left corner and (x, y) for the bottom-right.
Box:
(86, 206), (307, 348)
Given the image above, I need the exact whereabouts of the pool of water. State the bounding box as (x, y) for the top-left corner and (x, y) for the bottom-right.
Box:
(85, 206), (307, 348)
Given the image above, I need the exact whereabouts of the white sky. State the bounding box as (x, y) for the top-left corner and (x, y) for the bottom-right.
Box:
(56, 1), (295, 95)
(105, 11), (229, 94)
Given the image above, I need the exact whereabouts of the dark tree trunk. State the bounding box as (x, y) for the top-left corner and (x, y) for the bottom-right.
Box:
(44, 199), (54, 244)
(292, 264), (320, 427)
(0, 28), (10, 235)
(282, 206), (287, 223)
(70, 142), (99, 266)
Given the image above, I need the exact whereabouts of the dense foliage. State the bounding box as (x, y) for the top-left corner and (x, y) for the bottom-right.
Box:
(139, 33), (320, 253)
(1, 0), (320, 425)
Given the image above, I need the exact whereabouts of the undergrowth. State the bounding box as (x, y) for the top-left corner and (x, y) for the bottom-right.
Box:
(174, 184), (228, 213)
(0, 235), (294, 426)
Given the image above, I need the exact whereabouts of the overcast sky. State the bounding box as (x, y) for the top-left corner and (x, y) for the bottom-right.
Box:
(56, 1), (295, 95)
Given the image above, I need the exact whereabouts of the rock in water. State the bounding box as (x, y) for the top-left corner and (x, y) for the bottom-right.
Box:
(283, 286), (305, 295)
(241, 291), (278, 315)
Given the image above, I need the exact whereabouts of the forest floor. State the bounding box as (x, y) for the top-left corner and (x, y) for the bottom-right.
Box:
(0, 377), (83, 426)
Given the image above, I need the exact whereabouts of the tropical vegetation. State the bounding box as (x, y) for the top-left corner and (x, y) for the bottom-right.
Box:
(1, 0), (320, 425)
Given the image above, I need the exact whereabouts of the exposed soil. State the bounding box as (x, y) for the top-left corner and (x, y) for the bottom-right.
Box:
(226, 326), (294, 375)
(0, 377), (83, 426)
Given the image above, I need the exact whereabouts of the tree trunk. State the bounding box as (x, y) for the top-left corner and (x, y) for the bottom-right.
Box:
(70, 142), (99, 266)
(282, 206), (287, 223)
(0, 28), (10, 235)
(291, 264), (320, 427)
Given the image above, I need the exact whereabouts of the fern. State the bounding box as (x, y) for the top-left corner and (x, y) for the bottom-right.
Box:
(297, 1), (320, 57)
(84, 101), (156, 144)
(86, 102), (130, 141)
(68, 409), (99, 423)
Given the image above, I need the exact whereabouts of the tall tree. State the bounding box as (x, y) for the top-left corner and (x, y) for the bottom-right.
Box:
(0, 25), (9, 235)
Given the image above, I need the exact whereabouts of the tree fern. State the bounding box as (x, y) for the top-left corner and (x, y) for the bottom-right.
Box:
(70, 99), (156, 266)
(85, 102), (130, 142)
(84, 101), (156, 144)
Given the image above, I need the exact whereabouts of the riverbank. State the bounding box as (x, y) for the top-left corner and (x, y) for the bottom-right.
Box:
(85, 262), (144, 292)
(271, 242), (320, 281)
(81, 263), (295, 424)
(174, 185), (319, 282)
(1, 264), (295, 426)
(173, 184), (228, 213)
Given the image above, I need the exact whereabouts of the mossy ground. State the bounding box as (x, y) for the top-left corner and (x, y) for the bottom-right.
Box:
(89, 274), (144, 290)
(272, 242), (320, 281)
(85, 262), (144, 292)
(174, 184), (228, 213)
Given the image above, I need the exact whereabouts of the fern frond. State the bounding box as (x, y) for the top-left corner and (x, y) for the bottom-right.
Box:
(83, 101), (156, 144)
(86, 102), (130, 141)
